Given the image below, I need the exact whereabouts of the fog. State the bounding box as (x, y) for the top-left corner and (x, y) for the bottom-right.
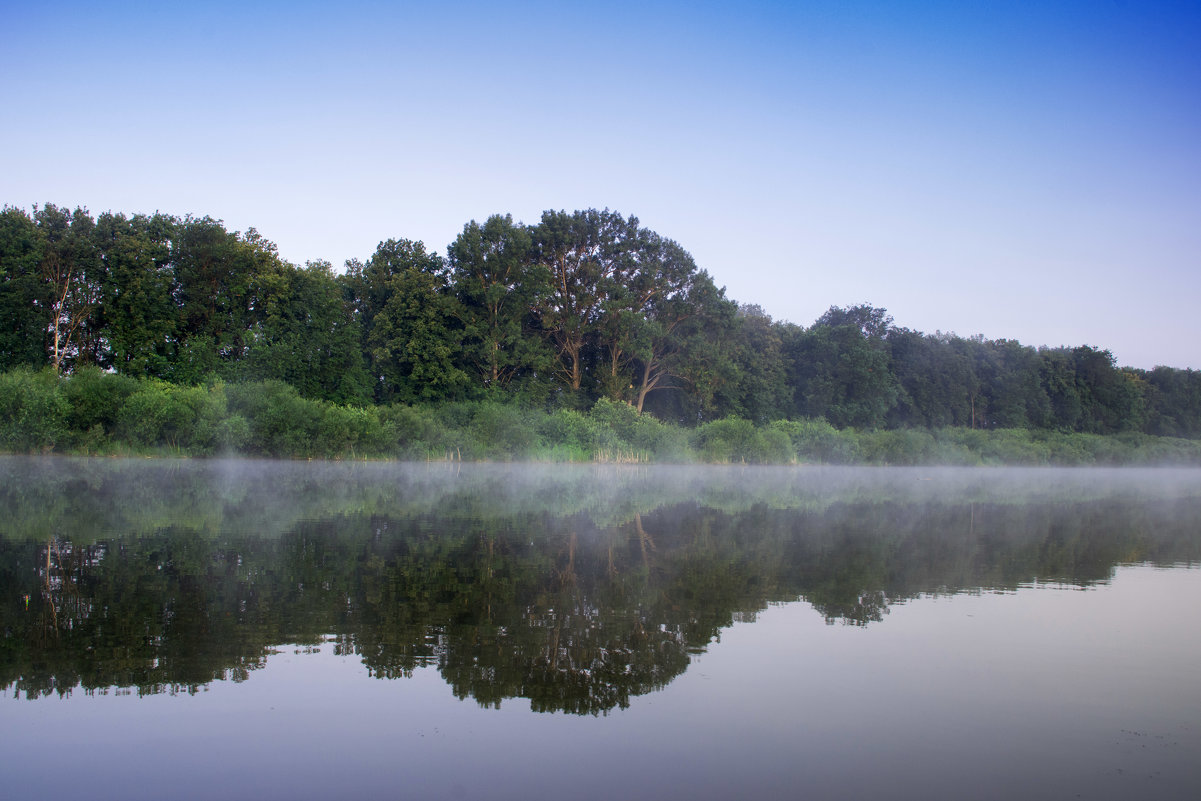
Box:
(3, 457), (1199, 542)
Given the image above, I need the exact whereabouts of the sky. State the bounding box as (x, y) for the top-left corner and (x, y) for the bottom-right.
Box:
(3, 0), (1199, 369)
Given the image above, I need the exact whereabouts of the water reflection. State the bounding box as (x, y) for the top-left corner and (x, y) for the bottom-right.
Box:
(2, 457), (1199, 712)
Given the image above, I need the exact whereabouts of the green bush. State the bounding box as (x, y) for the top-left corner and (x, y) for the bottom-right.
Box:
(756, 426), (796, 464)
(0, 367), (69, 452)
(772, 418), (860, 464)
(641, 420), (693, 461)
(1031, 430), (1094, 465)
(692, 417), (759, 463)
(314, 406), (351, 457)
(8, 367), (1200, 465)
(991, 429), (1048, 464)
(117, 381), (232, 454)
(63, 366), (140, 438)
(859, 429), (938, 465)
(376, 404), (440, 458)
(538, 408), (598, 454)
(227, 380), (324, 456)
(469, 402), (538, 459)
(588, 398), (643, 445)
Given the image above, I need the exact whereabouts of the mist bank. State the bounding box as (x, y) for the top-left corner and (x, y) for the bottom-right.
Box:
(3, 367), (1201, 466)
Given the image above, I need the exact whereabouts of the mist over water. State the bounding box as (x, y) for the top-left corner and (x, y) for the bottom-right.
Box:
(2, 457), (1199, 800)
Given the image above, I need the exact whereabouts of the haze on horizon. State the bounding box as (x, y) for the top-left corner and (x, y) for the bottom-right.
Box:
(3, 0), (1198, 370)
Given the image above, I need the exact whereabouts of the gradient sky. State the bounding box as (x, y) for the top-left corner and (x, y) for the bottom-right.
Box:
(4, 1), (1199, 369)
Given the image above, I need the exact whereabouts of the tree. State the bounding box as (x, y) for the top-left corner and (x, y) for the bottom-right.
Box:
(446, 215), (552, 392)
(35, 205), (103, 372)
(345, 238), (469, 403)
(170, 217), (286, 383)
(1143, 367), (1201, 438)
(1039, 347), (1084, 431)
(787, 305), (898, 429)
(241, 260), (370, 404)
(1071, 345), (1145, 433)
(701, 304), (790, 423)
(0, 207), (51, 370)
(530, 209), (639, 394)
(606, 231), (718, 411)
(976, 338), (1051, 429)
(93, 211), (178, 378)
(815, 303), (893, 339)
(885, 329), (973, 428)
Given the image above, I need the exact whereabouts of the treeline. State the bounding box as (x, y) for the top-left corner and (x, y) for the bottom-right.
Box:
(2, 203), (1199, 440)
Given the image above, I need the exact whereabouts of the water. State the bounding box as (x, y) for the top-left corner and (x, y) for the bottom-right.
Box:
(2, 458), (1199, 800)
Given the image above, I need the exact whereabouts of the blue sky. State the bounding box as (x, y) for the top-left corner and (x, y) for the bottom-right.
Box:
(4, 1), (1199, 368)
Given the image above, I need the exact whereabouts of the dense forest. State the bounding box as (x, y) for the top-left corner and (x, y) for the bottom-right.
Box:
(2, 203), (1199, 460)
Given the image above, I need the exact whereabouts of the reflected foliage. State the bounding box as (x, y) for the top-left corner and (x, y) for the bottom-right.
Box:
(2, 458), (1199, 712)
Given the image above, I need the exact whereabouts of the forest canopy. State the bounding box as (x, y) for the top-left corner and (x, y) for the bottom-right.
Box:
(2, 203), (1199, 450)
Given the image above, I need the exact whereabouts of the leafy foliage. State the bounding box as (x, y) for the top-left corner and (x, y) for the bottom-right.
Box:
(0, 203), (1196, 449)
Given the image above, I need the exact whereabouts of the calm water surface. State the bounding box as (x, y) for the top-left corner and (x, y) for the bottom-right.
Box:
(2, 458), (1199, 800)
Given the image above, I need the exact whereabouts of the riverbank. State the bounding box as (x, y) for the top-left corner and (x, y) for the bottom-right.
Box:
(3, 367), (1200, 465)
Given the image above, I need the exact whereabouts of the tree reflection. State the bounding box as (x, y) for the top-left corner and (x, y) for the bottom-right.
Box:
(1, 458), (1199, 710)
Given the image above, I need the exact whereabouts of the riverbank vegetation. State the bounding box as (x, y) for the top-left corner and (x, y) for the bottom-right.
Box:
(3, 366), (1200, 464)
(2, 203), (1199, 464)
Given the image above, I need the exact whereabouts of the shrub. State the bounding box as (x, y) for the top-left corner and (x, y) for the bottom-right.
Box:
(755, 426), (796, 464)
(588, 398), (643, 445)
(974, 429), (1049, 465)
(858, 429), (937, 465)
(692, 417), (759, 463)
(539, 408), (598, 454)
(63, 366), (140, 437)
(773, 418), (860, 464)
(0, 367), (69, 452)
(117, 381), (232, 454)
(227, 380), (323, 456)
(376, 404), (440, 458)
(469, 402), (538, 459)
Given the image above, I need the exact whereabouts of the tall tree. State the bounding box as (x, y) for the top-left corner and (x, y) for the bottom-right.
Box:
(603, 231), (712, 409)
(886, 329), (969, 428)
(345, 239), (468, 403)
(1143, 367), (1201, 438)
(242, 260), (370, 404)
(35, 205), (103, 372)
(530, 209), (638, 394)
(446, 215), (552, 391)
(702, 304), (790, 423)
(1070, 345), (1145, 434)
(170, 217), (286, 383)
(93, 211), (178, 378)
(788, 305), (897, 428)
(0, 207), (51, 370)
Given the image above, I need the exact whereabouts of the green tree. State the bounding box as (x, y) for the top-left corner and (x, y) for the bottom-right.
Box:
(609, 232), (725, 412)
(34, 205), (103, 372)
(886, 329), (971, 428)
(0, 207), (51, 370)
(787, 305), (898, 429)
(346, 239), (469, 403)
(242, 260), (370, 404)
(446, 215), (552, 392)
(1071, 345), (1145, 433)
(704, 304), (792, 423)
(530, 209), (639, 395)
(170, 217), (286, 383)
(1143, 366), (1201, 438)
(93, 211), (178, 378)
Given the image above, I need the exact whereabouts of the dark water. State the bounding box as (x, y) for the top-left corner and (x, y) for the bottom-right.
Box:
(2, 457), (1199, 800)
